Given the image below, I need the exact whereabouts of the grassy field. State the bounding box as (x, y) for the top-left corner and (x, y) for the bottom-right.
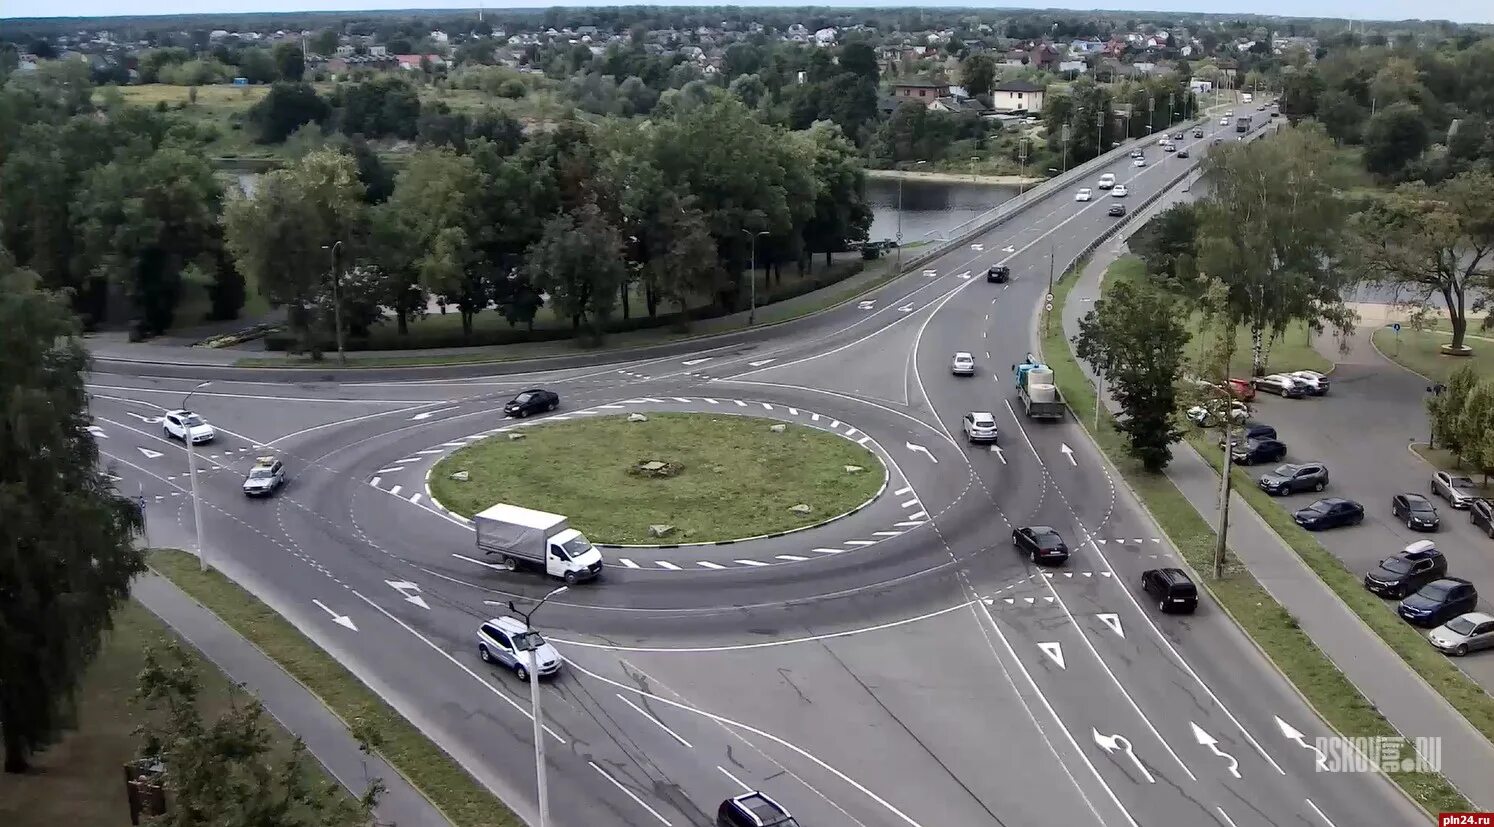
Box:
(149, 550), (523, 827)
(429, 413), (884, 544)
(1043, 258), (1472, 815)
(0, 600), (344, 827)
(1372, 327), (1494, 383)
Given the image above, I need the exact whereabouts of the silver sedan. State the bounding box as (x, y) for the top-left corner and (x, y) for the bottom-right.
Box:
(1431, 471), (1480, 509)
(1429, 612), (1494, 656)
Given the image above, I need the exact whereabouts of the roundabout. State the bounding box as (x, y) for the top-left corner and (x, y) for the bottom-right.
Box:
(426, 411), (886, 545)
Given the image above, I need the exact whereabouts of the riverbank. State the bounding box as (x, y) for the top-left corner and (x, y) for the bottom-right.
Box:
(863, 168), (1043, 187)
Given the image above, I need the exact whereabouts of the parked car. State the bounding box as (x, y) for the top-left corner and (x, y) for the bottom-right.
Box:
(1253, 374), (1307, 398)
(476, 616), (563, 681)
(1188, 399), (1249, 427)
(1364, 540), (1447, 599)
(1220, 422), (1277, 445)
(1075, 188), (1093, 202)
(1431, 471), (1480, 509)
(1232, 438), (1288, 466)
(1293, 497), (1365, 530)
(986, 264), (1010, 283)
(962, 411), (999, 443)
(1398, 578), (1479, 627)
(1107, 204), (1127, 217)
(1013, 525), (1070, 565)
(163, 409), (215, 444)
(503, 389), (559, 418)
(717, 792), (799, 827)
(951, 352), (976, 376)
(1288, 370), (1331, 395)
(1141, 568), (1199, 614)
(1471, 498), (1494, 538)
(1224, 378), (1256, 401)
(1391, 493), (1441, 532)
(1258, 462), (1329, 496)
(1428, 612), (1494, 656)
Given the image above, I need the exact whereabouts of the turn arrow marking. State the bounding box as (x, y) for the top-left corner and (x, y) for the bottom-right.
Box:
(1096, 613), (1124, 638)
(857, 300), (876, 310)
(1190, 722), (1241, 778)
(747, 359), (776, 367)
(905, 442), (938, 463)
(312, 600), (358, 631)
(385, 580), (430, 610)
(410, 407), (459, 421)
(681, 357), (712, 366)
(1274, 716), (1327, 769)
(126, 412), (164, 424)
(137, 447), (164, 460)
(1092, 729), (1155, 783)
(1037, 642), (1066, 669)
(1001, 245), (1016, 253)
(990, 445), (1006, 463)
(897, 303), (915, 313)
(1060, 443), (1077, 465)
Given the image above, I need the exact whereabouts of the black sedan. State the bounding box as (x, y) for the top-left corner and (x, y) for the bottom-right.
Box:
(504, 388), (559, 418)
(1231, 438), (1287, 466)
(1292, 497), (1364, 531)
(1391, 493), (1440, 532)
(1398, 578), (1479, 627)
(986, 265), (1010, 283)
(1107, 204), (1126, 217)
(1013, 526), (1070, 565)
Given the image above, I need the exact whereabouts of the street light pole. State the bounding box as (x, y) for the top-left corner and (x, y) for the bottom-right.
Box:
(741, 229), (768, 325)
(182, 381), (212, 571)
(322, 241), (347, 366)
(894, 160), (925, 273)
(508, 585), (569, 827)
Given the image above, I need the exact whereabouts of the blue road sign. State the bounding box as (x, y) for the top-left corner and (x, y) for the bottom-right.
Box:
(1392, 323), (1402, 332)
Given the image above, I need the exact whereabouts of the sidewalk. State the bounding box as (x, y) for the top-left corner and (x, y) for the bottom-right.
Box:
(133, 573), (454, 827)
(1061, 233), (1494, 808)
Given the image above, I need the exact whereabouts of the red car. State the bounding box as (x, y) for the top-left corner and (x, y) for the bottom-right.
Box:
(1225, 378), (1256, 401)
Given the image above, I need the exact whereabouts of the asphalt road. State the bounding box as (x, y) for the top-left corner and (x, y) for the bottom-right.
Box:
(88, 102), (1434, 827)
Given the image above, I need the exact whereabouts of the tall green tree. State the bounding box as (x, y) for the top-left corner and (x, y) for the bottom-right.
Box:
(1127, 203), (1200, 291)
(1349, 169), (1494, 353)
(798, 121), (873, 268)
(1, 251), (145, 773)
(1196, 124), (1357, 375)
(1454, 380), (1494, 478)
(1074, 277), (1193, 471)
(1362, 101), (1430, 177)
(1428, 364), (1481, 457)
(960, 53), (997, 97)
(527, 201), (627, 343)
(271, 41), (306, 82)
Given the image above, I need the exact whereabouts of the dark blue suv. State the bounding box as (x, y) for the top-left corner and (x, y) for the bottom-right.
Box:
(1398, 578), (1479, 627)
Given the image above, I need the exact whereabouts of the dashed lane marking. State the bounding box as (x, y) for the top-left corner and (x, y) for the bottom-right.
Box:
(389, 485), (402, 496)
(895, 486), (913, 495)
(734, 559), (768, 567)
(370, 477), (381, 487)
(655, 561), (681, 570)
(775, 555), (808, 562)
(376, 467), (403, 474)
(696, 561), (726, 569)
(844, 540), (876, 546)
(619, 558), (640, 569)
(813, 548), (843, 554)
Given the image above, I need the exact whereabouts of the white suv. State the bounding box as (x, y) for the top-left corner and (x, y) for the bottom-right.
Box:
(1097, 173), (1116, 189)
(163, 410), (215, 444)
(477, 616), (563, 681)
(963, 411), (999, 443)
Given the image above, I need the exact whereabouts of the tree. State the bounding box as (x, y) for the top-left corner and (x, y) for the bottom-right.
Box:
(1428, 364), (1480, 457)
(1074, 277), (1193, 471)
(1196, 124), (1357, 375)
(272, 42), (305, 81)
(798, 121), (873, 267)
(1349, 169), (1494, 352)
(236, 48), (278, 84)
(1363, 102), (1429, 177)
(1, 251), (145, 773)
(247, 83), (331, 144)
(527, 201), (627, 342)
(644, 189), (719, 321)
(839, 43), (880, 84)
(133, 643), (381, 826)
(334, 76), (421, 140)
(310, 29), (339, 57)
(960, 54), (997, 97)
(1454, 380), (1494, 477)
(1127, 203), (1200, 290)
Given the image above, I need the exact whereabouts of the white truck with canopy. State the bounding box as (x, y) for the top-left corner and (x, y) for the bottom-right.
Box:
(474, 504), (604, 584)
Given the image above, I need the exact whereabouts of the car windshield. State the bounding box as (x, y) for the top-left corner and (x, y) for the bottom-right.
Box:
(248, 467), (275, 479)
(1307, 502), (1333, 514)
(1445, 616), (1478, 635)
(1379, 557), (1414, 575)
(1407, 499), (1435, 513)
(559, 535), (593, 557)
(513, 393), (533, 403)
(182, 414), (205, 427)
(1450, 477), (1476, 490)
(1271, 464), (1297, 476)
(1419, 582), (1455, 599)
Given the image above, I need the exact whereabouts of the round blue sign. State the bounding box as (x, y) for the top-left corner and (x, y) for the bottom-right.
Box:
(1392, 323), (1402, 332)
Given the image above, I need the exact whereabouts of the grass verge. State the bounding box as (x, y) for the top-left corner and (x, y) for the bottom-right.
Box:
(1372, 327), (1494, 383)
(429, 413), (883, 544)
(149, 550), (523, 827)
(1042, 260), (1473, 815)
(0, 601), (342, 827)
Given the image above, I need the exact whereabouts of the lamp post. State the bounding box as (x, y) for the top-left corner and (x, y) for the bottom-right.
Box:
(321, 241), (347, 366)
(1018, 138), (1030, 197)
(182, 381), (212, 572)
(894, 160), (926, 273)
(741, 229), (768, 325)
(508, 585), (568, 827)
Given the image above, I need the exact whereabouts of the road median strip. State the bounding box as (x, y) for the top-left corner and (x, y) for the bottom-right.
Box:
(1040, 263), (1474, 815)
(148, 549), (525, 827)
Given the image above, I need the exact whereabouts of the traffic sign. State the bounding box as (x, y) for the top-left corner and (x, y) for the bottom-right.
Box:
(1046, 293), (1054, 302)
(1392, 323), (1402, 332)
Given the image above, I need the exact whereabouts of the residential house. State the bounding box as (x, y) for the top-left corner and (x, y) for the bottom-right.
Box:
(1069, 38), (1105, 54)
(394, 54), (446, 71)
(813, 27), (837, 46)
(991, 79), (1046, 113)
(892, 78), (950, 104)
(1057, 60), (1088, 75)
(929, 96), (987, 115)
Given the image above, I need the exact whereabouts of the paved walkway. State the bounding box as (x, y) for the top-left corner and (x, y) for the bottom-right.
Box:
(1059, 222), (1494, 807)
(134, 572), (455, 827)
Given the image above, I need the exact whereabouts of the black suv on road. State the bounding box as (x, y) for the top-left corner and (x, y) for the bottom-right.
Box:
(1364, 542), (1447, 599)
(1141, 568), (1199, 614)
(1013, 526), (1070, 565)
(987, 265), (1010, 283)
(1398, 578), (1479, 627)
(1257, 463), (1328, 496)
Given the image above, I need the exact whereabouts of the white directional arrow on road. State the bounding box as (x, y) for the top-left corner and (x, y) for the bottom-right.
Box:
(1060, 443), (1077, 465)
(1190, 722), (1241, 778)
(955, 270), (971, 280)
(1037, 642), (1066, 669)
(137, 447), (164, 460)
(922, 269), (937, 278)
(1002, 245), (1016, 253)
(898, 303), (915, 313)
(126, 412), (164, 424)
(990, 445), (1006, 463)
(410, 407), (459, 421)
(905, 442), (938, 463)
(681, 357), (713, 366)
(1096, 613), (1125, 638)
(1093, 729), (1156, 783)
(1274, 716), (1328, 769)
(87, 426), (108, 439)
(748, 359), (776, 367)
(385, 580), (430, 610)
(857, 300), (876, 310)
(312, 599), (358, 631)
(971, 243), (984, 251)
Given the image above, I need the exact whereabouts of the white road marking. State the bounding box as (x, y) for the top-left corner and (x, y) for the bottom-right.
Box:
(844, 540), (876, 546)
(895, 486), (912, 495)
(1216, 807), (1239, 827)
(717, 765), (753, 793)
(733, 400), (747, 407)
(440, 442), (466, 448)
(775, 555), (808, 561)
(734, 559), (768, 567)
(138, 447), (164, 459)
(416, 449), (443, 455)
(616, 693), (695, 748)
(370, 477), (381, 487)
(588, 762), (673, 825)
(761, 402), (773, 411)
(388, 485), (402, 496)
(396, 457), (420, 464)
(1304, 799), (1337, 827)
(900, 498), (919, 508)
(829, 419), (841, 428)
(409, 493), (423, 505)
(672, 397), (692, 403)
(375, 467), (403, 474)
(811, 413), (820, 421)
(857, 436), (872, 445)
(908, 511), (928, 520)
(788, 408), (798, 415)
(600, 404), (627, 409)
(619, 558), (640, 569)
(894, 521), (925, 528)
(703, 398), (719, 404)
(655, 561), (681, 570)
(681, 357), (712, 366)
(1037, 642), (1066, 669)
(873, 531), (903, 537)
(844, 427), (859, 437)
(747, 359), (776, 367)
(696, 561), (725, 570)
(812, 548), (843, 554)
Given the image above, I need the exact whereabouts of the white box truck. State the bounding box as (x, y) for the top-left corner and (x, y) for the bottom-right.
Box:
(474, 503), (604, 584)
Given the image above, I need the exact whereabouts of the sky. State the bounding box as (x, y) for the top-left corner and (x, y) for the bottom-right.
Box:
(1, 0), (1489, 25)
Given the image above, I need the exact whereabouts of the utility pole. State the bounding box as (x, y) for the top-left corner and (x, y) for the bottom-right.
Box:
(1214, 414), (1235, 579)
(508, 585), (569, 827)
(894, 160), (925, 273)
(1061, 122), (1071, 174)
(322, 241), (347, 365)
(741, 229), (767, 325)
(182, 381), (211, 572)
(1096, 108), (1104, 161)
(1043, 239), (1055, 338)
(1018, 139), (1030, 197)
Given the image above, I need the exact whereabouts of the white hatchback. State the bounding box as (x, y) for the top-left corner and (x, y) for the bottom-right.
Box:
(951, 352), (976, 376)
(1133, 158), (1147, 167)
(1075, 188), (1093, 202)
(1111, 185), (1129, 197)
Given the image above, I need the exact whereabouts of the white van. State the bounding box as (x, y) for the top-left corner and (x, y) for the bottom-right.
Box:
(1097, 173), (1116, 189)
